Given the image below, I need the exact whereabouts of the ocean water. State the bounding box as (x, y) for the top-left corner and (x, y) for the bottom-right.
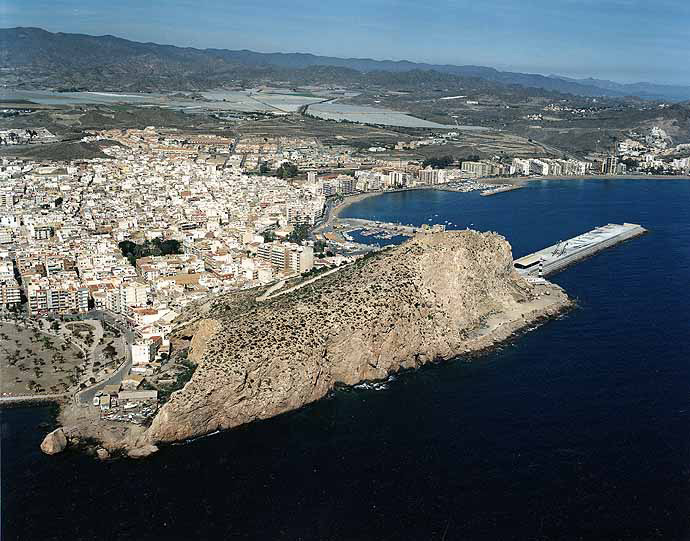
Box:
(3, 179), (690, 540)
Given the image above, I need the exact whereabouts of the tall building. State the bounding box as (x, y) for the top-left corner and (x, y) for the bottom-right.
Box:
(461, 161), (493, 178)
(529, 159), (549, 176)
(94, 281), (148, 314)
(512, 158), (531, 176)
(389, 171), (406, 187)
(24, 274), (89, 316)
(0, 189), (14, 209)
(338, 176), (355, 195)
(257, 242), (314, 274)
(0, 278), (20, 308)
(287, 245), (314, 274)
(321, 180), (338, 197)
(419, 168), (446, 185)
(0, 227), (12, 244)
(0, 257), (20, 307)
(603, 156), (618, 175)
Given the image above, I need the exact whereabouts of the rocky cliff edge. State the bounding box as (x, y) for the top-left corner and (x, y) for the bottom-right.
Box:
(140, 230), (570, 446)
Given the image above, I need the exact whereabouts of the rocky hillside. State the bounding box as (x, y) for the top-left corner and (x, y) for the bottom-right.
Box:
(7, 27), (683, 98)
(141, 230), (570, 446)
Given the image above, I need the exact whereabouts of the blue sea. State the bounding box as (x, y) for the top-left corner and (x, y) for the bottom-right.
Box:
(3, 179), (690, 540)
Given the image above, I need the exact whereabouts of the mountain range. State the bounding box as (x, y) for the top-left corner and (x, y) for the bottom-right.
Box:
(3, 27), (690, 101)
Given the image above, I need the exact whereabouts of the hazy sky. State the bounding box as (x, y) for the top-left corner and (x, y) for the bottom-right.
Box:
(3, 0), (690, 85)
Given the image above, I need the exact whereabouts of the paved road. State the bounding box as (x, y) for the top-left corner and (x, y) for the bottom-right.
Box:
(261, 265), (348, 301)
(69, 310), (136, 405)
(76, 352), (132, 406)
(65, 310), (136, 344)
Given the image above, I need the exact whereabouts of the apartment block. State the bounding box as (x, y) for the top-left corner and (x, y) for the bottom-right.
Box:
(24, 273), (89, 316)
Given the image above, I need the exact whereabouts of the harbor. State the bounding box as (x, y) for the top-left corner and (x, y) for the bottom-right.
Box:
(318, 217), (448, 251)
(341, 218), (419, 236)
(514, 223), (647, 277)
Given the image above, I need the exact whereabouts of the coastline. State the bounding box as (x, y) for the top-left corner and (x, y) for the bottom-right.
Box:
(52, 231), (573, 457)
(327, 186), (433, 225)
(493, 174), (690, 184)
(134, 279), (572, 452)
(327, 174), (690, 222)
(331, 191), (384, 221)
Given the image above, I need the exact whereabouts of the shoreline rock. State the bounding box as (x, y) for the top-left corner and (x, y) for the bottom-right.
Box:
(127, 444), (159, 459)
(40, 427), (68, 455)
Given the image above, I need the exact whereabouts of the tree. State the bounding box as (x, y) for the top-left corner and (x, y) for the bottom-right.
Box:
(259, 162), (270, 174)
(422, 155), (454, 169)
(158, 239), (182, 255)
(118, 238), (182, 266)
(620, 158), (639, 169)
(103, 343), (117, 358)
(276, 162), (299, 179)
(288, 223), (310, 244)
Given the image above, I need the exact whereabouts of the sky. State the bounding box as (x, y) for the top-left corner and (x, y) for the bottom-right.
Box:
(3, 0), (690, 85)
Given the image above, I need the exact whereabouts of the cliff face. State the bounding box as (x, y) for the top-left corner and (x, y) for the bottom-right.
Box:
(144, 230), (568, 445)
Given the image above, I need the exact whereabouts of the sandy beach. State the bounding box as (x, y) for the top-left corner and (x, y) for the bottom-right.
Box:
(330, 191), (382, 220)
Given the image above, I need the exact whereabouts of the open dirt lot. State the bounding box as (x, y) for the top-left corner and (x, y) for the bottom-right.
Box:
(0, 322), (84, 396)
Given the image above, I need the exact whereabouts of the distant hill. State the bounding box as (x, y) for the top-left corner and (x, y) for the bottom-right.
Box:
(3, 27), (690, 101)
(548, 75), (690, 102)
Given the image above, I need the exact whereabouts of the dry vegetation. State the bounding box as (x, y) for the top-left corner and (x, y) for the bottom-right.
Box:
(142, 231), (569, 444)
(0, 322), (84, 396)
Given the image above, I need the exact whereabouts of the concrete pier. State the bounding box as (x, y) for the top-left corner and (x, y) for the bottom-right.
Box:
(514, 223), (647, 277)
(480, 185), (523, 196)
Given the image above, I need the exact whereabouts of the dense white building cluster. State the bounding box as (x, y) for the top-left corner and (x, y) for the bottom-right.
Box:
(617, 127), (690, 173)
(511, 158), (590, 177)
(0, 128), (329, 335)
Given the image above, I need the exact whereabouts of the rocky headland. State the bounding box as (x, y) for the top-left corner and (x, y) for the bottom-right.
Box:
(44, 230), (572, 456)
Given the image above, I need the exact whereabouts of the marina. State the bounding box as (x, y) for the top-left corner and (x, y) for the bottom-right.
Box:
(338, 218), (445, 236)
(514, 222), (647, 276)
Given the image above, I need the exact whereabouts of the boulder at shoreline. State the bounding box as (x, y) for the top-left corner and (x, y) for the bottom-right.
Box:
(40, 428), (68, 455)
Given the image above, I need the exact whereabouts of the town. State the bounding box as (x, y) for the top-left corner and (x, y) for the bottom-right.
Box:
(1, 121), (688, 419)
